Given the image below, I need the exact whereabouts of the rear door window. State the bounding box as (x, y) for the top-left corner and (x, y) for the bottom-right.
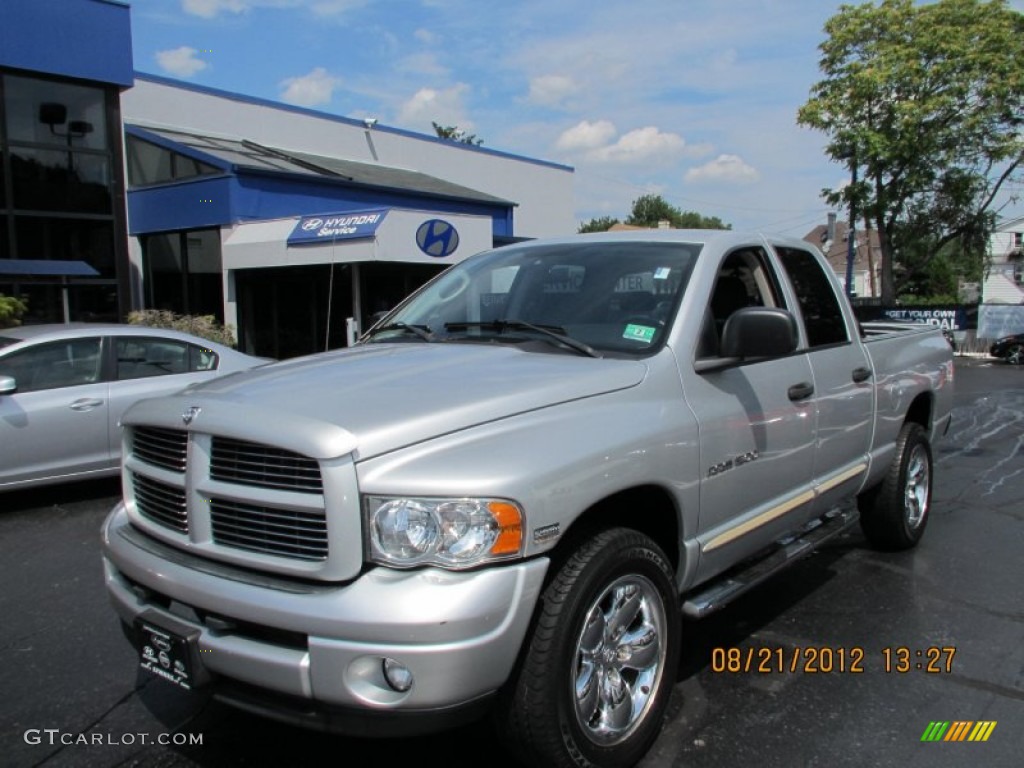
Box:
(775, 247), (849, 347)
(116, 337), (209, 380)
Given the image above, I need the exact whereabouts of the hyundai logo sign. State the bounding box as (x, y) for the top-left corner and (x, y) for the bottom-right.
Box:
(301, 218), (324, 231)
(416, 219), (460, 258)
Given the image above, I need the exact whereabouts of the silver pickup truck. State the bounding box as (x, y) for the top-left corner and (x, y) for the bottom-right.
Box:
(102, 230), (953, 768)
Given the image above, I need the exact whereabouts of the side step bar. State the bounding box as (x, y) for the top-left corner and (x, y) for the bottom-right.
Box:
(681, 506), (860, 619)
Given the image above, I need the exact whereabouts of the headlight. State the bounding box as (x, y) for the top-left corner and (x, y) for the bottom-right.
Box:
(365, 496), (524, 569)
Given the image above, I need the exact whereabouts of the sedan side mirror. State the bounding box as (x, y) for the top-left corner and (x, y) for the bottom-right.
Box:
(0, 375), (17, 395)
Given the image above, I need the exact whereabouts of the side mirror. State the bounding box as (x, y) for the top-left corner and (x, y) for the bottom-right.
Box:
(721, 307), (799, 358)
(0, 375), (17, 395)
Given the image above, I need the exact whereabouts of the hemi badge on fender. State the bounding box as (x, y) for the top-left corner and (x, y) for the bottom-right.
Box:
(533, 523), (561, 543)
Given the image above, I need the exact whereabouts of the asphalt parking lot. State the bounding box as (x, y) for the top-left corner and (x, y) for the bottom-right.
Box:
(1, 356), (1020, 768)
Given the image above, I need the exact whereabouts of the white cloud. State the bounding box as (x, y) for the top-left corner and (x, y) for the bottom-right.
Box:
(528, 74), (576, 108)
(184, 0), (359, 18)
(182, 0), (248, 18)
(555, 120), (616, 152)
(311, 0), (368, 16)
(398, 84), (472, 131)
(685, 154), (760, 184)
(279, 67), (342, 107)
(590, 127), (685, 163)
(155, 47), (208, 78)
(414, 28), (440, 45)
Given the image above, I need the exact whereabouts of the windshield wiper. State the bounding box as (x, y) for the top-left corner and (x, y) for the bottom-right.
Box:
(363, 322), (435, 342)
(444, 320), (601, 358)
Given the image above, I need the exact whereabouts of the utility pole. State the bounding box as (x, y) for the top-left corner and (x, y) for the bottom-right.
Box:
(843, 160), (858, 298)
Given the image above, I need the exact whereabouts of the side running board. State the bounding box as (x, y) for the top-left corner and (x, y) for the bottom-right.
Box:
(681, 506), (860, 619)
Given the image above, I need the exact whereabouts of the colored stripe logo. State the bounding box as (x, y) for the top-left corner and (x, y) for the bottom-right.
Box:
(921, 721), (996, 742)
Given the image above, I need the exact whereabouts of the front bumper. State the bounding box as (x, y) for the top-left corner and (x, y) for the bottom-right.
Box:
(102, 502), (548, 733)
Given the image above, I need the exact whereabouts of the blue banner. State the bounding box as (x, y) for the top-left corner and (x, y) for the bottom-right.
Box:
(288, 209), (388, 245)
(854, 304), (972, 331)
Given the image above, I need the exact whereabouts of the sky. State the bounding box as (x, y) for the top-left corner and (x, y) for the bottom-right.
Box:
(129, 0), (1024, 236)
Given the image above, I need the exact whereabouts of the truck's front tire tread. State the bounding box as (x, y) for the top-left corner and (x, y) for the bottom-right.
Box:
(494, 527), (680, 768)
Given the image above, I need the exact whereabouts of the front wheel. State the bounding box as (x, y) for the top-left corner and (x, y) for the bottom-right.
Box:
(495, 528), (680, 768)
(1006, 343), (1023, 365)
(858, 422), (932, 550)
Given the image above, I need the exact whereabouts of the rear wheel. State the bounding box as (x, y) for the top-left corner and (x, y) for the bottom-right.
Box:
(858, 422), (932, 550)
(496, 528), (680, 768)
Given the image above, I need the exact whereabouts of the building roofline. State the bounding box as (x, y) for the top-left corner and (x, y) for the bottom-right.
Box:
(132, 72), (574, 173)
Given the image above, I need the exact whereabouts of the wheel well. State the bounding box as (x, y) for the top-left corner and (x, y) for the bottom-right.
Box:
(549, 485), (680, 575)
(905, 393), (932, 431)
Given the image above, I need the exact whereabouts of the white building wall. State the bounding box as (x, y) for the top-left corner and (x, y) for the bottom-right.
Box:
(120, 77), (575, 239)
(983, 217), (1024, 304)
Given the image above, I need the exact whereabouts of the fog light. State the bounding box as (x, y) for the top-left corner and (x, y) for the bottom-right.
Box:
(382, 658), (413, 692)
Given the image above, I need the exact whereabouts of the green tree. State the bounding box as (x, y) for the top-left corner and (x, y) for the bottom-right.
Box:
(624, 194), (730, 229)
(577, 216), (620, 233)
(797, 0), (1024, 304)
(0, 294), (28, 329)
(432, 121), (483, 146)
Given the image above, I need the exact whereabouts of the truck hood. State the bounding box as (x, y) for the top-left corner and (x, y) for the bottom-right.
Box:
(130, 343), (647, 461)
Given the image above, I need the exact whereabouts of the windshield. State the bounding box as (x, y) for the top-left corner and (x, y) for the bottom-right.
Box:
(364, 240), (701, 357)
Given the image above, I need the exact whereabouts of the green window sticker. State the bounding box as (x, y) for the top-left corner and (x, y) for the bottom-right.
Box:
(623, 323), (656, 343)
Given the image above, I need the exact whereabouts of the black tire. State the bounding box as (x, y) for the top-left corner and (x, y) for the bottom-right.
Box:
(1006, 344), (1023, 365)
(858, 422), (932, 550)
(495, 528), (680, 768)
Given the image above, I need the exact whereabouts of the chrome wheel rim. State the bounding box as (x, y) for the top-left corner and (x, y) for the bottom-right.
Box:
(1008, 345), (1023, 365)
(904, 444), (930, 529)
(572, 574), (667, 745)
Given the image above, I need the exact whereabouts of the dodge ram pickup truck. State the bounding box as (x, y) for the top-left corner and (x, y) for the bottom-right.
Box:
(102, 230), (953, 768)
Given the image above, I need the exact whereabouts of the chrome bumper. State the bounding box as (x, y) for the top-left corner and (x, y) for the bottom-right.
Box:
(102, 502), (547, 716)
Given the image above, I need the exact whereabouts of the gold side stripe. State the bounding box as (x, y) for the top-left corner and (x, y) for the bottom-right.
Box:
(704, 490), (815, 552)
(814, 463), (868, 494)
(703, 463), (867, 553)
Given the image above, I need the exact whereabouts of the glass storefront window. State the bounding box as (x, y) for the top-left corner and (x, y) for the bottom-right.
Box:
(14, 218), (116, 278)
(3, 75), (108, 151)
(126, 135), (220, 187)
(143, 229), (224, 321)
(10, 147), (112, 213)
(1, 70), (127, 324)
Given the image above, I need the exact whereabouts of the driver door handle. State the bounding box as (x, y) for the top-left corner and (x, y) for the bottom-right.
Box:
(852, 366), (872, 383)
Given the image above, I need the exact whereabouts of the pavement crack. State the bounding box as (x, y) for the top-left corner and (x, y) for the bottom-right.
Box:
(944, 672), (1024, 702)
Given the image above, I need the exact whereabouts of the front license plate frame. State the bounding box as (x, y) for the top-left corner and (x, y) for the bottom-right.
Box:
(134, 611), (209, 690)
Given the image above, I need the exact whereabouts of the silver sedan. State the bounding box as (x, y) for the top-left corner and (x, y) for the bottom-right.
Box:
(0, 323), (270, 491)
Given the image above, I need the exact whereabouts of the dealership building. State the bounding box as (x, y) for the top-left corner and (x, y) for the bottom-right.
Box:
(1, 0), (575, 358)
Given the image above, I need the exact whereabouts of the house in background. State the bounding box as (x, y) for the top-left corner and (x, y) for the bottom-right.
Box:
(983, 216), (1024, 304)
(802, 219), (882, 299)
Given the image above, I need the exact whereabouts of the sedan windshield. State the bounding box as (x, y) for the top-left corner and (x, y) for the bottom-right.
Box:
(363, 240), (701, 357)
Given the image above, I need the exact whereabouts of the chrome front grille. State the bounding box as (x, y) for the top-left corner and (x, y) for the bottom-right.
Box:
(210, 497), (328, 561)
(132, 427), (188, 473)
(133, 474), (188, 533)
(124, 417), (357, 579)
(210, 436), (323, 493)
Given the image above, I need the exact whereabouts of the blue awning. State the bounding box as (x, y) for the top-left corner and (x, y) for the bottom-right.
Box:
(0, 260), (100, 277)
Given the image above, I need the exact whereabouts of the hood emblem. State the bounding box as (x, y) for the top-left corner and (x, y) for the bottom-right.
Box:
(182, 406), (201, 426)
